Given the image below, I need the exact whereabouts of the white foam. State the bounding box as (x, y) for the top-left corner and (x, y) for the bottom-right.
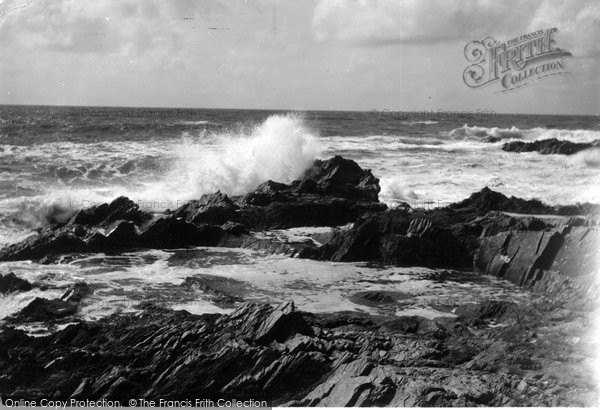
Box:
(449, 124), (600, 143)
(139, 113), (322, 204)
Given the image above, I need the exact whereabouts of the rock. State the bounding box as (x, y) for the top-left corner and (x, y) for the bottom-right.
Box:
(60, 282), (90, 302)
(296, 155), (380, 202)
(353, 291), (397, 304)
(0, 272), (33, 294)
(224, 301), (314, 344)
(182, 275), (246, 307)
(139, 217), (224, 248)
(172, 192), (238, 225)
(476, 219), (600, 297)
(241, 180), (290, 206)
(447, 187), (553, 216)
(239, 197), (386, 230)
(220, 221), (249, 236)
(0, 157), (387, 261)
(69, 196), (150, 227)
(502, 138), (600, 155)
(105, 221), (139, 249)
(7, 297), (77, 322)
(0, 297), (595, 406)
(455, 300), (517, 325)
(310, 210), (471, 268)
(382, 316), (444, 336)
(0, 229), (87, 262)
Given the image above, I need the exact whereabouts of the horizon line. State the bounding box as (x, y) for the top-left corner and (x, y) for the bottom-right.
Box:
(0, 103), (598, 117)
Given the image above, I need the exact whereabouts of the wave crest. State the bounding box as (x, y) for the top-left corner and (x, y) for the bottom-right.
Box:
(141, 113), (322, 203)
(449, 124), (600, 143)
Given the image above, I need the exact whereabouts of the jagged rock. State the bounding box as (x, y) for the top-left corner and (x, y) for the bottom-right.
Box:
(309, 210), (471, 268)
(239, 198), (386, 230)
(172, 192), (238, 225)
(60, 282), (90, 302)
(0, 229), (87, 262)
(220, 221), (249, 236)
(69, 196), (150, 227)
(295, 155), (380, 202)
(448, 187), (552, 216)
(182, 275), (246, 306)
(223, 301), (314, 344)
(502, 138), (600, 155)
(0, 298), (596, 406)
(0, 272), (33, 294)
(7, 297), (77, 322)
(241, 180), (290, 206)
(139, 217), (224, 248)
(476, 219), (600, 295)
(0, 156), (386, 260)
(105, 221), (139, 248)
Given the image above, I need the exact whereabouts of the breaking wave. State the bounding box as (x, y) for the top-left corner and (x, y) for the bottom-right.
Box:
(449, 125), (600, 143)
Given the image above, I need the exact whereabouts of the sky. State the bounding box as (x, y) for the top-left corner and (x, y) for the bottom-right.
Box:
(0, 0), (598, 114)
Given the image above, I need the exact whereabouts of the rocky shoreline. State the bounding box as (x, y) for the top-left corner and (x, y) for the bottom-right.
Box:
(501, 138), (600, 155)
(1, 156), (599, 406)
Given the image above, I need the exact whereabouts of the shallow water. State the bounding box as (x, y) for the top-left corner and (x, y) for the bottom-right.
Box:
(1, 241), (532, 333)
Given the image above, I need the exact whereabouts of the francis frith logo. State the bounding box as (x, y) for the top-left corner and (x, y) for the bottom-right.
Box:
(463, 28), (572, 92)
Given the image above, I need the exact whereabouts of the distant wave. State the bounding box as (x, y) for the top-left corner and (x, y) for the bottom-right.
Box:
(404, 120), (439, 125)
(449, 124), (600, 143)
(179, 120), (220, 126)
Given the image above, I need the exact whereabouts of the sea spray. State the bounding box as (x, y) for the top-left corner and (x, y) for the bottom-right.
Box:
(139, 113), (322, 205)
(379, 176), (419, 205)
(0, 114), (322, 240)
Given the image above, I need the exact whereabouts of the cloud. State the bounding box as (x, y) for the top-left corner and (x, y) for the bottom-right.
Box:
(312, 0), (600, 57)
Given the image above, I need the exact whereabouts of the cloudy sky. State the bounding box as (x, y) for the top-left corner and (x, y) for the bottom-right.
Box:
(0, 0), (598, 114)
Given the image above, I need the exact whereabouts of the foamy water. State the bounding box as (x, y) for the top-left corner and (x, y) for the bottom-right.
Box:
(1, 107), (599, 328)
(0, 243), (532, 328)
(1, 113), (599, 246)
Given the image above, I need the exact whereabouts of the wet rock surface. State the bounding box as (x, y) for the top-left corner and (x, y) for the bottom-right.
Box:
(0, 156), (384, 262)
(0, 298), (596, 406)
(0, 272), (33, 294)
(0, 156), (598, 406)
(502, 138), (600, 155)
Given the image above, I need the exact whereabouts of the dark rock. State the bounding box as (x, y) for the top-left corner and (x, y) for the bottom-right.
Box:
(139, 217), (224, 248)
(242, 180), (290, 206)
(296, 155), (380, 201)
(502, 138), (600, 155)
(172, 192), (238, 225)
(69, 196), (150, 227)
(311, 210), (471, 268)
(0, 229), (87, 262)
(224, 301), (314, 344)
(238, 198), (386, 230)
(182, 275), (246, 307)
(60, 282), (90, 302)
(447, 187), (553, 216)
(0, 298), (595, 406)
(7, 297), (77, 323)
(105, 221), (139, 248)
(353, 291), (397, 304)
(455, 301), (517, 324)
(0, 157), (386, 260)
(476, 219), (600, 296)
(0, 272), (33, 294)
(220, 221), (250, 236)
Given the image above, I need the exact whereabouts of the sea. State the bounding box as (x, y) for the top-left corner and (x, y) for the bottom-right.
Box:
(1, 105), (599, 332)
